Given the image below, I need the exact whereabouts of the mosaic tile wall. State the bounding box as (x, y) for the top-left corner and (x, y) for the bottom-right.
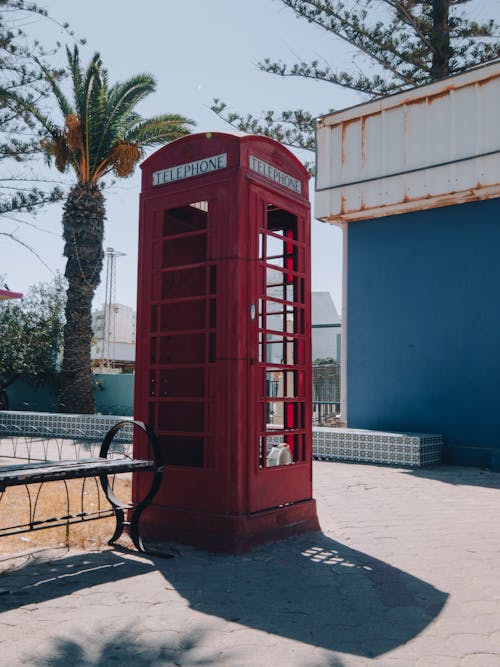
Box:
(267, 428), (442, 466)
(313, 427), (443, 467)
(0, 411), (133, 442)
(0, 412), (443, 467)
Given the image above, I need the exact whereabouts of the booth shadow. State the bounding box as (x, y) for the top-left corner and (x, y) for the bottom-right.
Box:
(0, 533), (447, 659)
(157, 532), (447, 658)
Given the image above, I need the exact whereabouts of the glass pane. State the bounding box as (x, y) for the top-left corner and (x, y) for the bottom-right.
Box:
(266, 234), (285, 267)
(266, 373), (280, 398)
(283, 337), (296, 365)
(265, 338), (285, 365)
(266, 267), (284, 288)
(266, 309), (285, 332)
(266, 371), (297, 398)
(266, 401), (284, 428)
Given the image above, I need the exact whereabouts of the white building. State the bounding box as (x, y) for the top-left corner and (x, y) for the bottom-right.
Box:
(90, 291), (340, 371)
(91, 303), (136, 369)
(311, 292), (341, 363)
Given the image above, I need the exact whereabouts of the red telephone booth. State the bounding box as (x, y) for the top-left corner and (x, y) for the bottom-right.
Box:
(133, 132), (319, 551)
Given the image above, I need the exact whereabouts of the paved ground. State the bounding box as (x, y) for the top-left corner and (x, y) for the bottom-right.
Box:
(1, 461), (500, 666)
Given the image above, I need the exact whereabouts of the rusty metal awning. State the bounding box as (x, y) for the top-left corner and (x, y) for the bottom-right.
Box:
(315, 60), (500, 224)
(0, 289), (22, 301)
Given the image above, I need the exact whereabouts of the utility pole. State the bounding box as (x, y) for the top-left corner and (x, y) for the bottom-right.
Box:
(101, 247), (126, 371)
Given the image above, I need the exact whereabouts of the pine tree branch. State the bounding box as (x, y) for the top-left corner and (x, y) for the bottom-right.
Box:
(213, 0), (500, 151)
(278, 0), (426, 83)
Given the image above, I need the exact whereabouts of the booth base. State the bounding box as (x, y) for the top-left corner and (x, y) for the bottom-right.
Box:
(138, 499), (320, 553)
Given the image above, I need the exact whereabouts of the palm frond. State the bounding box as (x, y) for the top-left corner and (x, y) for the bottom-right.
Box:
(16, 46), (193, 185)
(90, 74), (157, 175)
(99, 76), (156, 138)
(66, 45), (84, 115)
(78, 54), (102, 181)
(124, 114), (195, 146)
(86, 64), (109, 176)
(106, 75), (156, 117)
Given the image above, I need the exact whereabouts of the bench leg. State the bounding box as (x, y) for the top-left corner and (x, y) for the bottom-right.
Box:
(126, 464), (163, 552)
(98, 474), (127, 545)
(128, 504), (146, 552)
(99, 469), (163, 553)
(99, 420), (164, 553)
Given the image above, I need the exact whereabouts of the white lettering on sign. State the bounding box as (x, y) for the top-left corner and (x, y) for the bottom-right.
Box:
(152, 153), (227, 186)
(249, 155), (301, 194)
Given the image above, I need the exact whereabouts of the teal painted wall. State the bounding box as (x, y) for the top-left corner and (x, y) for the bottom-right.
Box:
(93, 373), (134, 416)
(5, 377), (59, 412)
(5, 373), (134, 416)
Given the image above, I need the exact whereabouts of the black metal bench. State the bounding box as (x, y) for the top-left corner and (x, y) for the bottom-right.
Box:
(0, 420), (163, 553)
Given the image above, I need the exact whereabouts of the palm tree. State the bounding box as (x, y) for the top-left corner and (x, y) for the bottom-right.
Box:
(14, 46), (194, 412)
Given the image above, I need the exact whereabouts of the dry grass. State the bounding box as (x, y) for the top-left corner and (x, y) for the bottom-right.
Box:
(0, 475), (132, 555)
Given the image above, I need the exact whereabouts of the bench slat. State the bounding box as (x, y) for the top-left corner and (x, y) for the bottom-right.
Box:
(0, 457), (156, 489)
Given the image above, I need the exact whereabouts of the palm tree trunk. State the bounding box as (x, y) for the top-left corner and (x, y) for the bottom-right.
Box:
(60, 182), (105, 413)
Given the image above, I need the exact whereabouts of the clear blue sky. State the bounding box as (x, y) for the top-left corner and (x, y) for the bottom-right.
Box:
(2, 0), (498, 312)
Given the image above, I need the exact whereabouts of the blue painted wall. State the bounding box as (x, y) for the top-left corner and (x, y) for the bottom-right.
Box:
(347, 197), (500, 468)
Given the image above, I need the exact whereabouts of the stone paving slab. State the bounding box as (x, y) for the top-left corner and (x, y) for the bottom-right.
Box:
(1, 461), (499, 666)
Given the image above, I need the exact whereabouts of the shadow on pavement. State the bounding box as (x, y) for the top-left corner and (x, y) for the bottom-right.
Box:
(0, 531), (448, 659)
(161, 532), (447, 658)
(404, 465), (500, 489)
(26, 628), (226, 667)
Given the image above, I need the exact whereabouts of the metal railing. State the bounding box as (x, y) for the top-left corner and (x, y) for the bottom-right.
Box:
(312, 363), (341, 426)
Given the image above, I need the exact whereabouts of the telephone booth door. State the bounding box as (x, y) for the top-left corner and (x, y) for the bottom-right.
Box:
(248, 185), (313, 513)
(134, 183), (230, 513)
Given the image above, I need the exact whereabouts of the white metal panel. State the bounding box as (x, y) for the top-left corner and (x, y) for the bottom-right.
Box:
(383, 106), (405, 174)
(342, 119), (362, 183)
(428, 94), (451, 163)
(404, 102), (426, 171)
(315, 61), (500, 224)
(478, 81), (500, 154)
